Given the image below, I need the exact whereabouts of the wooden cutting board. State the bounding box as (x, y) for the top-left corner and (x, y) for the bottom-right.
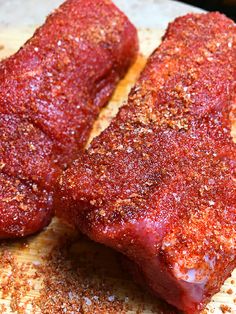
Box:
(0, 27), (235, 314)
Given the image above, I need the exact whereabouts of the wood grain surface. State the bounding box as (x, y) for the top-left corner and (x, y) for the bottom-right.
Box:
(0, 27), (235, 314)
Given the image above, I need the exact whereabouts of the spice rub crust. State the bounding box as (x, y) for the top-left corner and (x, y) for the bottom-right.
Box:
(56, 12), (236, 313)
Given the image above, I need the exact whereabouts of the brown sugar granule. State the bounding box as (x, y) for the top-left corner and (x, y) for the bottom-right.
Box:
(227, 288), (233, 295)
(0, 304), (7, 312)
(220, 304), (232, 313)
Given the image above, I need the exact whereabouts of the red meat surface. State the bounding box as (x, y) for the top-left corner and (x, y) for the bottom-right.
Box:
(0, 0), (138, 238)
(56, 13), (236, 313)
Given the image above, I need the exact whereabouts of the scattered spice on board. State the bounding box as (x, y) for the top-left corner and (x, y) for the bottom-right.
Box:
(32, 237), (129, 314)
(220, 304), (232, 313)
(0, 237), (130, 313)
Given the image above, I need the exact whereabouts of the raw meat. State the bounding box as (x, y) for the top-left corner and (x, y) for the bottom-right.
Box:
(56, 13), (236, 313)
(0, 0), (138, 238)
